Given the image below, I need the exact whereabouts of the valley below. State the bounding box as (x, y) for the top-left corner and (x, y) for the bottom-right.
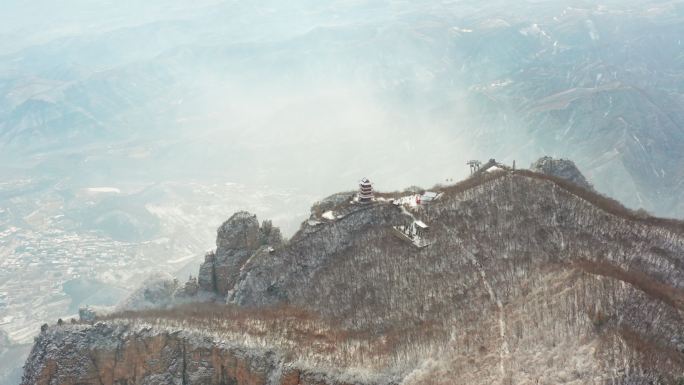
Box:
(0, 176), (313, 385)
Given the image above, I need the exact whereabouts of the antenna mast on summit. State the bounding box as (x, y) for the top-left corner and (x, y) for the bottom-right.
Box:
(467, 160), (482, 175)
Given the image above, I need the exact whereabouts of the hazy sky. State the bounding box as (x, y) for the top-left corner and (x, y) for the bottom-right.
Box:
(1, 0), (682, 209)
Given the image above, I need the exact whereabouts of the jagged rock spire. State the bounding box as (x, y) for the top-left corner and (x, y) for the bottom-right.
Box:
(530, 156), (594, 191)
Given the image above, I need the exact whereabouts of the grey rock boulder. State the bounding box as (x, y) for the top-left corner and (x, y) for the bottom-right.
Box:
(216, 211), (261, 251)
(530, 156), (594, 191)
(198, 251), (217, 293)
(198, 211), (284, 298)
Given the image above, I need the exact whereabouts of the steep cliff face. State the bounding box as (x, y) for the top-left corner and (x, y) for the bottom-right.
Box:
(22, 170), (684, 385)
(21, 323), (372, 385)
(198, 212), (283, 299)
(230, 201), (412, 306)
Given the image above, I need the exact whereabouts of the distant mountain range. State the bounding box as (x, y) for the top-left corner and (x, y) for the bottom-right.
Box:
(1, 0), (683, 216)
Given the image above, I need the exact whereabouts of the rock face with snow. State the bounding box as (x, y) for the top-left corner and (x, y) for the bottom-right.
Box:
(311, 192), (356, 215)
(198, 212), (283, 298)
(21, 323), (360, 385)
(231, 202), (412, 306)
(21, 169), (684, 385)
(530, 156), (593, 191)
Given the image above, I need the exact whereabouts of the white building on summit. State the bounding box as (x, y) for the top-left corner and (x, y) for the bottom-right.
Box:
(358, 178), (374, 203)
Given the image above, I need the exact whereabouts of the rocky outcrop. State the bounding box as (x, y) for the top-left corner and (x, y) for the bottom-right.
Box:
(230, 201), (412, 306)
(198, 212), (283, 298)
(259, 220), (283, 247)
(530, 156), (594, 190)
(21, 323), (373, 385)
(216, 211), (261, 251)
(310, 192), (355, 215)
(198, 251), (217, 293)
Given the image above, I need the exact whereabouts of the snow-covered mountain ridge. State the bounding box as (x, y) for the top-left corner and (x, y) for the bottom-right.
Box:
(21, 165), (684, 385)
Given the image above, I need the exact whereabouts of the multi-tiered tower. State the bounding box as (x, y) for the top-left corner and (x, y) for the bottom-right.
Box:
(358, 178), (374, 203)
